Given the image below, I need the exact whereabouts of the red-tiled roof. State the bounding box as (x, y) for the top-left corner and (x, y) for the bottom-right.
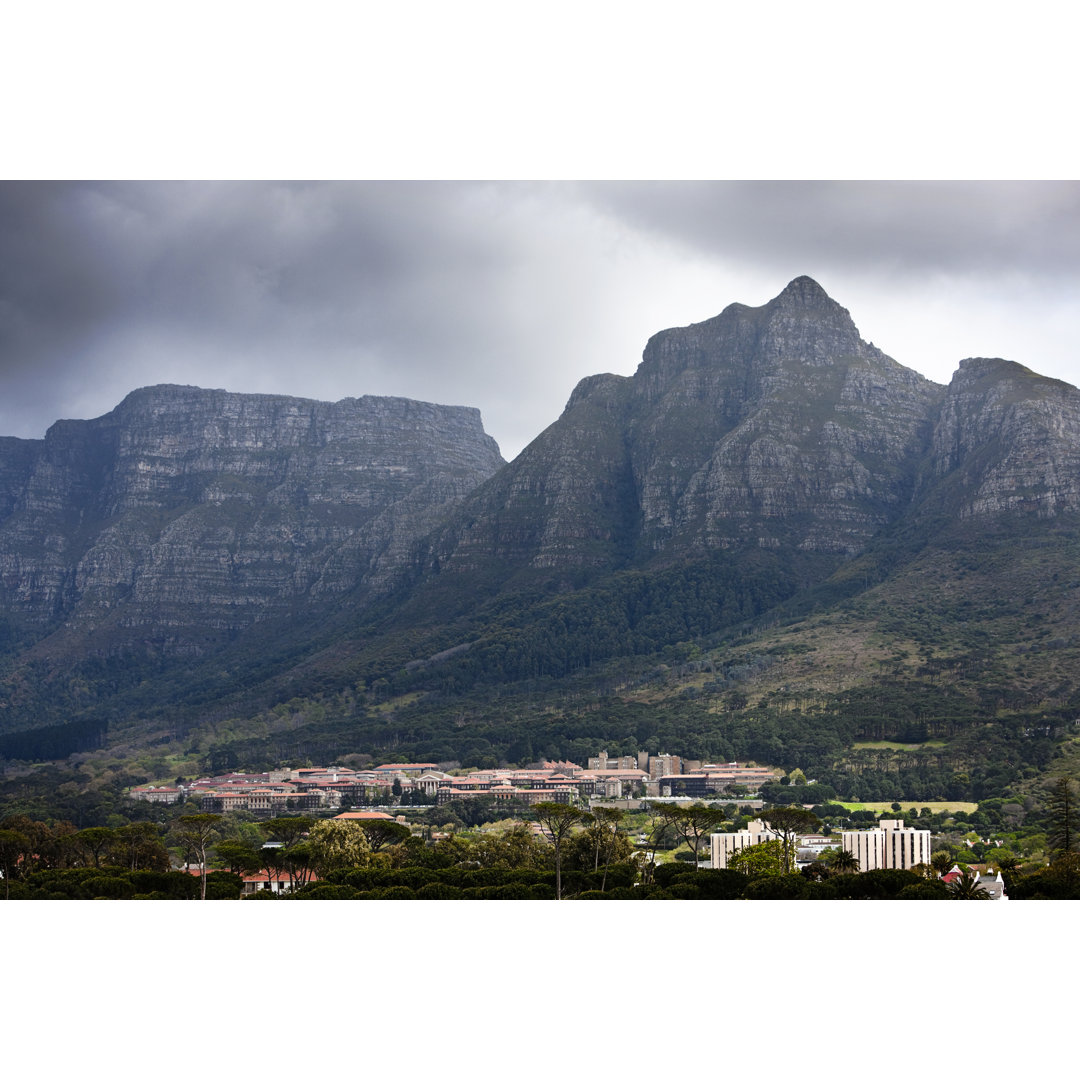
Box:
(242, 869), (320, 884)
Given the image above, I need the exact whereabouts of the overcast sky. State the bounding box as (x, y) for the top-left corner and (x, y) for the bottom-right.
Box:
(1, 181), (1077, 462)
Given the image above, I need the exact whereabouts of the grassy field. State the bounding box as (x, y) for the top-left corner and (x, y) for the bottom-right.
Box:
(839, 801), (978, 814)
(851, 740), (948, 751)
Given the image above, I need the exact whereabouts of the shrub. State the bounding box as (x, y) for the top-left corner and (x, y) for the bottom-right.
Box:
(415, 882), (464, 900)
(294, 884), (361, 900)
(744, 874), (810, 900)
(664, 882), (702, 899)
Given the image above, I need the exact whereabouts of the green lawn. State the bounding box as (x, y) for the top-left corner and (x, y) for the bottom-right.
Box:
(851, 740), (948, 751)
(839, 800), (978, 814)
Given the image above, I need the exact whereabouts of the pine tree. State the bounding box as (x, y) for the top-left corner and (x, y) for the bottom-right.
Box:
(1046, 776), (1079, 861)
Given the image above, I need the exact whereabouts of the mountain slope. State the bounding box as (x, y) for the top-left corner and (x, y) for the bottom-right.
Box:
(417, 276), (944, 612)
(3, 277), (1080, 806)
(0, 385), (504, 666)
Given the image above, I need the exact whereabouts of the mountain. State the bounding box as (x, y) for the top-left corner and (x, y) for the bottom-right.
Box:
(0, 385), (504, 663)
(919, 356), (1080, 521)
(421, 276), (944, 592)
(2, 277), (1080, 809)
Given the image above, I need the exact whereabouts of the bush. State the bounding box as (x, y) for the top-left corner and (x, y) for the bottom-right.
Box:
(744, 874), (810, 900)
(664, 882), (703, 899)
(604, 886), (642, 899)
(294, 884), (361, 900)
(693, 869), (747, 900)
(896, 880), (950, 900)
(830, 869), (922, 899)
(204, 872), (243, 900)
(379, 886), (417, 900)
(580, 862), (638, 891)
(415, 882), (464, 900)
(653, 861), (696, 888)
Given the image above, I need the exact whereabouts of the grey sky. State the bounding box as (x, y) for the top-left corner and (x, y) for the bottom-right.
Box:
(1, 181), (1077, 461)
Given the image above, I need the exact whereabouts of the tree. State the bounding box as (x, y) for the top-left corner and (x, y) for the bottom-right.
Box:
(261, 817), (309, 849)
(261, 817), (312, 889)
(532, 802), (584, 900)
(214, 840), (263, 876)
(591, 807), (624, 891)
(655, 803), (727, 869)
(0, 815), (74, 873)
(471, 824), (551, 871)
(283, 842), (316, 888)
(728, 840), (784, 877)
(0, 827), (30, 899)
(931, 850), (955, 877)
(255, 843), (285, 892)
(639, 809), (676, 888)
(359, 819), (411, 853)
(172, 815), (222, 900)
(948, 871), (990, 899)
(818, 847), (860, 875)
(755, 807), (820, 874)
(112, 823), (170, 871)
(307, 820), (371, 875)
(73, 826), (116, 869)
(1046, 776), (1079, 861)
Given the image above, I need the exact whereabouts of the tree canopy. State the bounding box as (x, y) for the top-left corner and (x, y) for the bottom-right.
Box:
(755, 807), (820, 873)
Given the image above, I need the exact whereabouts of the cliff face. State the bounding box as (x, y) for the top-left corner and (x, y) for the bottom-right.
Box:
(0, 386), (504, 652)
(921, 358), (1080, 520)
(627, 276), (944, 555)
(426, 277), (948, 590)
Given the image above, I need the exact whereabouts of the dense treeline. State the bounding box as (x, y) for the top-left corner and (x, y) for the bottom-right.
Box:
(5, 778), (1078, 899)
(0, 718), (108, 761)
(380, 550), (830, 696)
(5, 867), (241, 901)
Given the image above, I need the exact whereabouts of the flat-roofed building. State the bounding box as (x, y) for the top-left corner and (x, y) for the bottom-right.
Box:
(841, 819), (932, 871)
(129, 784), (184, 805)
(711, 818), (932, 873)
(710, 818), (779, 868)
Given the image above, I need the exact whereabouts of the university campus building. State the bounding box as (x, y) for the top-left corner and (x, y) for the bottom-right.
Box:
(710, 817), (932, 872)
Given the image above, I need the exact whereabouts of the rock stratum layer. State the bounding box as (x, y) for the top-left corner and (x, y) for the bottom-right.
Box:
(0, 386), (504, 654)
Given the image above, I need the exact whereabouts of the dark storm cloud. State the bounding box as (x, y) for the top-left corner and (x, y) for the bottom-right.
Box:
(0, 180), (515, 358)
(578, 181), (1080, 282)
(1, 181), (1078, 460)
(0, 181), (581, 452)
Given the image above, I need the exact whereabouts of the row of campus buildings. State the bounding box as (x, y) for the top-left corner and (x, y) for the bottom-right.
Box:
(710, 816), (934, 873)
(130, 752), (780, 815)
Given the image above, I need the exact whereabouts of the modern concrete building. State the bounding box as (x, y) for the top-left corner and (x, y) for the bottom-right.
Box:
(710, 818), (780, 868)
(841, 819), (932, 871)
(710, 816), (933, 873)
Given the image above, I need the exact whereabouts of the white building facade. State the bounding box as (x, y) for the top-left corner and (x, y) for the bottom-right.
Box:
(841, 819), (932, 871)
(710, 816), (932, 873)
(710, 818), (779, 869)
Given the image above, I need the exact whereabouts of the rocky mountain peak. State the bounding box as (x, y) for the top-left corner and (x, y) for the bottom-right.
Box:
(771, 274), (834, 308)
(422, 279), (949, 592)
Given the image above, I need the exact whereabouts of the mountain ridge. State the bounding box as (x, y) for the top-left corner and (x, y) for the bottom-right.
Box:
(0, 384), (504, 661)
(2, 277), (1080, 808)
